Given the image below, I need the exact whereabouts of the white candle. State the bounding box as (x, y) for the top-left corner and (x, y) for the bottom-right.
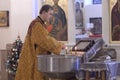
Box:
(65, 47), (68, 54)
(75, 47), (77, 54)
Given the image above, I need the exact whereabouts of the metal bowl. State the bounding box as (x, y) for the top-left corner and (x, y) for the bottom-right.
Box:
(37, 55), (81, 79)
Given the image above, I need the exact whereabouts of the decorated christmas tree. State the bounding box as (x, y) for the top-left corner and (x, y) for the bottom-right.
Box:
(6, 36), (23, 74)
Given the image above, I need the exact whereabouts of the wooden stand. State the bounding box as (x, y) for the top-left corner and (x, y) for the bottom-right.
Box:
(85, 70), (106, 80)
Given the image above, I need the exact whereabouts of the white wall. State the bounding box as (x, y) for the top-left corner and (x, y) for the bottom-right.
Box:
(10, 0), (33, 42)
(102, 0), (109, 45)
(68, 0), (76, 45)
(0, 0), (34, 49)
(84, 0), (92, 5)
(84, 4), (102, 26)
(0, 0), (10, 10)
(0, 0), (12, 49)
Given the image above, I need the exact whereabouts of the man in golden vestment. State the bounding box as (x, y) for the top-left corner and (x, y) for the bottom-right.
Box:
(14, 5), (65, 80)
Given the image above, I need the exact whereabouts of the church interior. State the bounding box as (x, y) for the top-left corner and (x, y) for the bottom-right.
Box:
(0, 0), (120, 80)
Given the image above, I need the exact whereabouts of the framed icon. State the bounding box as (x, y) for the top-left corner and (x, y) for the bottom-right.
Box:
(90, 17), (102, 35)
(0, 11), (9, 27)
(109, 0), (120, 43)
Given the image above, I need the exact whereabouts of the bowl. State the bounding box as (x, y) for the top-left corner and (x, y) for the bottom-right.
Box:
(37, 55), (81, 79)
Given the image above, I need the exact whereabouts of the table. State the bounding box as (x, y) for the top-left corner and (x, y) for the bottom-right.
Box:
(76, 61), (120, 80)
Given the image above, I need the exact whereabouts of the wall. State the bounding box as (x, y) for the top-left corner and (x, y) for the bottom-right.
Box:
(102, 0), (109, 45)
(0, 0), (12, 49)
(84, 4), (102, 25)
(68, 0), (76, 45)
(0, 0), (33, 49)
(84, 0), (92, 5)
(0, 0), (10, 10)
(84, 0), (102, 26)
(10, 0), (33, 42)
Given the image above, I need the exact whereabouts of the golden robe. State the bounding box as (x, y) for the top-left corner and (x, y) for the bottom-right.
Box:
(14, 16), (62, 80)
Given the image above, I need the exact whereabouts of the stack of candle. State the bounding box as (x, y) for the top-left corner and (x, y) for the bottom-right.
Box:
(64, 46), (85, 56)
(69, 47), (85, 57)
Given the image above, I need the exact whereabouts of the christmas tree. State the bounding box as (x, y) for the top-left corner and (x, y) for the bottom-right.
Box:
(6, 36), (23, 74)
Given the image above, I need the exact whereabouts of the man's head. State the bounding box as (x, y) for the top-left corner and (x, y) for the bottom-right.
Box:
(53, 0), (59, 5)
(39, 5), (53, 23)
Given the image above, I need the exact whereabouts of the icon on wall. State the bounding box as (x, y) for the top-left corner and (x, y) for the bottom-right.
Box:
(0, 11), (9, 27)
(110, 0), (120, 43)
(74, 0), (84, 29)
(89, 17), (102, 35)
(42, 0), (68, 41)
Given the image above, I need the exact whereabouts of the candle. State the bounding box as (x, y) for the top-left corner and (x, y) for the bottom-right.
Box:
(65, 47), (68, 54)
(75, 47), (77, 55)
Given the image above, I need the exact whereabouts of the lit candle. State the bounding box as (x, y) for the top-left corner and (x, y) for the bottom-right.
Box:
(75, 47), (77, 55)
(65, 47), (68, 54)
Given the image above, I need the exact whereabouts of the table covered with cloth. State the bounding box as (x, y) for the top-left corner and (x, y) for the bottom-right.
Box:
(76, 61), (120, 80)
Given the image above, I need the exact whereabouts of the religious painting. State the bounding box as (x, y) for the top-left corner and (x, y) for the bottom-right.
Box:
(110, 0), (120, 43)
(0, 11), (9, 27)
(74, 0), (84, 35)
(42, 0), (68, 42)
(90, 17), (102, 35)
